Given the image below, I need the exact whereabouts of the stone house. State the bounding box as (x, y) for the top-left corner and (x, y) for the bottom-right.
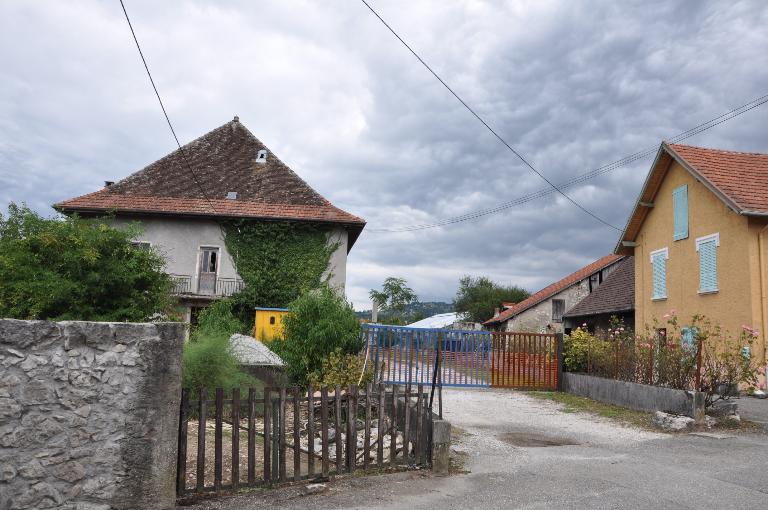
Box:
(615, 142), (768, 375)
(55, 117), (366, 323)
(483, 255), (624, 333)
(563, 256), (635, 334)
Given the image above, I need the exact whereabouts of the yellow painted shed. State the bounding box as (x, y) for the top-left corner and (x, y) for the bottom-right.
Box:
(253, 307), (289, 341)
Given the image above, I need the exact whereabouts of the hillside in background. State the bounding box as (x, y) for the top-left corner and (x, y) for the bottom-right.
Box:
(355, 301), (454, 323)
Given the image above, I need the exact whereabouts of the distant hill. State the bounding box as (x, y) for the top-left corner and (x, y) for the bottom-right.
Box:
(356, 301), (454, 323)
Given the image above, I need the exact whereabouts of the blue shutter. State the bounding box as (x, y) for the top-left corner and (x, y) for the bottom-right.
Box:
(673, 185), (688, 240)
(698, 239), (717, 292)
(652, 252), (667, 299)
(681, 327), (697, 351)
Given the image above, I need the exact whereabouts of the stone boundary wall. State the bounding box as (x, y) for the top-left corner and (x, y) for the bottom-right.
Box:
(562, 372), (705, 419)
(0, 320), (184, 510)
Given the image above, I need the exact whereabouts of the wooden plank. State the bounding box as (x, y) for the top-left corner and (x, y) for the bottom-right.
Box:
(214, 388), (223, 492)
(364, 383), (371, 470)
(321, 387), (330, 478)
(248, 388), (256, 485)
(415, 384), (423, 465)
(278, 387), (287, 482)
(263, 388), (271, 483)
(293, 388), (301, 482)
(176, 388), (189, 496)
(196, 388), (207, 492)
(334, 385), (343, 474)
(346, 384), (357, 472)
(403, 385), (411, 464)
(389, 385), (397, 464)
(307, 383), (315, 477)
(231, 388), (240, 490)
(376, 384), (384, 466)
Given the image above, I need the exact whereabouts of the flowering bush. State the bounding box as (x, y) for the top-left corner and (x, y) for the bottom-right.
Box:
(699, 321), (761, 407)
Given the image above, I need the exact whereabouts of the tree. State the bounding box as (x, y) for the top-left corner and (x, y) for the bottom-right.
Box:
(369, 277), (417, 320)
(270, 286), (362, 386)
(453, 276), (529, 323)
(0, 203), (172, 321)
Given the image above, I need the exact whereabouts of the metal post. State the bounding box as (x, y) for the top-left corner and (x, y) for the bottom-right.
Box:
(556, 333), (564, 391)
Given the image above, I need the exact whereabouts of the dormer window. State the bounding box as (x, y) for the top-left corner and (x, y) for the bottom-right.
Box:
(226, 191), (237, 200)
(256, 150), (267, 164)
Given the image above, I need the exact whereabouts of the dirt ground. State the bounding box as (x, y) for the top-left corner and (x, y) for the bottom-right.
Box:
(182, 388), (768, 510)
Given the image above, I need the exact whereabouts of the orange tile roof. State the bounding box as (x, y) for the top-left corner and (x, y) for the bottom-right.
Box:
(484, 254), (623, 325)
(666, 143), (768, 214)
(55, 118), (366, 242)
(616, 142), (768, 254)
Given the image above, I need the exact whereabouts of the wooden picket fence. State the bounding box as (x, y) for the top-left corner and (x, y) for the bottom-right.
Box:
(176, 383), (433, 499)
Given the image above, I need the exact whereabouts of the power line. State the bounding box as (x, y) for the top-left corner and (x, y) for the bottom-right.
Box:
(118, 0), (219, 215)
(367, 92), (768, 233)
(359, 0), (622, 232)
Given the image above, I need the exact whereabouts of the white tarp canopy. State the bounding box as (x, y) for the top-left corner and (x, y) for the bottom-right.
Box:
(406, 312), (461, 329)
(229, 334), (284, 366)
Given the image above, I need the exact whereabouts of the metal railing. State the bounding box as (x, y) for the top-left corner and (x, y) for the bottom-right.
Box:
(169, 274), (245, 297)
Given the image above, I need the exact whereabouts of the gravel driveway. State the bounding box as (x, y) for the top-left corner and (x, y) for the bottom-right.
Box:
(183, 388), (768, 510)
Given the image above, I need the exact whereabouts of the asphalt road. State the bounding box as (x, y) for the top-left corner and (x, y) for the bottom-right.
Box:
(183, 389), (768, 510)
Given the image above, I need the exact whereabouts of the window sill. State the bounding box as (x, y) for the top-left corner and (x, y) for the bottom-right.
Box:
(698, 289), (719, 295)
(651, 296), (667, 302)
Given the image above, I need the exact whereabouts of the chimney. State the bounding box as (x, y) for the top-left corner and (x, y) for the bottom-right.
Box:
(493, 307), (500, 317)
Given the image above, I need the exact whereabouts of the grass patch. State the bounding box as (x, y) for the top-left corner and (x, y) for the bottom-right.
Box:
(525, 391), (659, 431)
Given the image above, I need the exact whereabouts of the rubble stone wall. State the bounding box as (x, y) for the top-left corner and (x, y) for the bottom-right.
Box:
(0, 319), (184, 510)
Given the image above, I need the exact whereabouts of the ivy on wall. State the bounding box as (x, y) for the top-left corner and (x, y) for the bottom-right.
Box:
(221, 220), (340, 327)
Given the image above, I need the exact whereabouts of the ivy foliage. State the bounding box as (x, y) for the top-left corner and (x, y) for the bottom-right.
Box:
(222, 220), (339, 327)
(0, 203), (172, 321)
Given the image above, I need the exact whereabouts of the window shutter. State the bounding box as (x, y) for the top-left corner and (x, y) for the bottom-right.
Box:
(698, 239), (717, 292)
(673, 185), (688, 240)
(652, 252), (667, 299)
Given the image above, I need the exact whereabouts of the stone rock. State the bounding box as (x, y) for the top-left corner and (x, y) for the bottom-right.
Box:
(16, 481), (63, 508)
(654, 411), (695, 432)
(20, 379), (57, 405)
(111, 344), (127, 353)
(0, 462), (16, 481)
(304, 483), (327, 495)
(18, 459), (47, 479)
(723, 413), (741, 425)
(705, 415), (717, 428)
(709, 401), (738, 417)
(52, 461), (86, 482)
(0, 397), (21, 420)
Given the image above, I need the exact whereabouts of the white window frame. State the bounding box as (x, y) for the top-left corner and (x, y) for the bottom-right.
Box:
(649, 247), (669, 301)
(695, 233), (720, 294)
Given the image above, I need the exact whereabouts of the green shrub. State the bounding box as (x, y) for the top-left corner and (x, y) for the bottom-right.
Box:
(270, 286), (362, 386)
(182, 299), (256, 392)
(308, 348), (373, 389)
(0, 203), (172, 321)
(563, 326), (609, 372)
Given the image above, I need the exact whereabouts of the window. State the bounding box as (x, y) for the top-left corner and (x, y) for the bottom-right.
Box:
(200, 248), (218, 273)
(696, 233), (719, 294)
(551, 299), (565, 323)
(650, 248), (668, 300)
(673, 184), (688, 240)
(681, 326), (698, 351)
(269, 316), (276, 325)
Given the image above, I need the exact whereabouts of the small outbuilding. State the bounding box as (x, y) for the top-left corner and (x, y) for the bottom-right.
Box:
(230, 334), (287, 386)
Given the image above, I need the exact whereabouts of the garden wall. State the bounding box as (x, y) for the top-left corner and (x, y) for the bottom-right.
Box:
(0, 319), (184, 510)
(562, 372), (704, 418)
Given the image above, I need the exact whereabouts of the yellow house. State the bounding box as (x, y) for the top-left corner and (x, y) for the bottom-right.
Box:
(616, 142), (768, 377)
(253, 307), (288, 341)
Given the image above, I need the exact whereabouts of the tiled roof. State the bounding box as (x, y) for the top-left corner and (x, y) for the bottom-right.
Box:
(616, 142), (768, 254)
(563, 256), (634, 318)
(55, 118), (365, 232)
(666, 143), (768, 214)
(484, 254), (623, 325)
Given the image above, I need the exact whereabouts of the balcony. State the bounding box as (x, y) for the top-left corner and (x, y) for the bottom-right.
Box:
(169, 274), (245, 298)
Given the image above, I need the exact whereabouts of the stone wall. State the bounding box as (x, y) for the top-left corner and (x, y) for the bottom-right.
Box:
(562, 372), (705, 419)
(0, 320), (184, 510)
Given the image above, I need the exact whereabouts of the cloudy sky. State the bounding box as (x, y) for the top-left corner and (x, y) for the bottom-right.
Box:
(2, 0), (767, 310)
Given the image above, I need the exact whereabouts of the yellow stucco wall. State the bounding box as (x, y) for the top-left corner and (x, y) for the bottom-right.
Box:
(634, 161), (767, 366)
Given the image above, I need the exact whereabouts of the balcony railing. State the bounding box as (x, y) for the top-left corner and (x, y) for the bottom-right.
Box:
(169, 274), (245, 297)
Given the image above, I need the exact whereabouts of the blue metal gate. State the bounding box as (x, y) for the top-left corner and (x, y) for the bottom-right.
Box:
(363, 324), (491, 387)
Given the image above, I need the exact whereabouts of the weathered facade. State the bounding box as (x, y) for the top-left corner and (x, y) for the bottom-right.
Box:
(0, 319), (184, 510)
(56, 118), (364, 323)
(484, 255), (623, 333)
(616, 142), (768, 376)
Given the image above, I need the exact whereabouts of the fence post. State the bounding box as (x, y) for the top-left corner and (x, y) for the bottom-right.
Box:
(176, 388), (189, 497)
(556, 333), (564, 391)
